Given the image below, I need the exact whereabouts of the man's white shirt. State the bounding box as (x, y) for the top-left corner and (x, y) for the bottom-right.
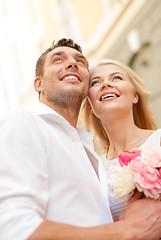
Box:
(0, 103), (112, 240)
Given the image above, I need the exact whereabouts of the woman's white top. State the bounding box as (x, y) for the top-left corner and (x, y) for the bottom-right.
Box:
(99, 129), (161, 221)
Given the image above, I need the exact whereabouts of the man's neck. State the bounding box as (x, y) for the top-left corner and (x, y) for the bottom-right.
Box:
(40, 100), (80, 127)
(56, 107), (79, 127)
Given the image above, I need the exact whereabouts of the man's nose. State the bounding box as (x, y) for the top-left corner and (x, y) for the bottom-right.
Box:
(67, 63), (78, 70)
(66, 58), (79, 70)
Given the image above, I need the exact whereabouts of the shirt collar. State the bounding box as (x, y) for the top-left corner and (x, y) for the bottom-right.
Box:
(32, 103), (94, 143)
(32, 102), (99, 176)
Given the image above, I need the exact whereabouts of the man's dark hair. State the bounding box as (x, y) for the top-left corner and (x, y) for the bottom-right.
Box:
(35, 38), (84, 77)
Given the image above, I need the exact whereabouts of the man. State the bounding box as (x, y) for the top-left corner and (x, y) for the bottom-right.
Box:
(0, 38), (161, 240)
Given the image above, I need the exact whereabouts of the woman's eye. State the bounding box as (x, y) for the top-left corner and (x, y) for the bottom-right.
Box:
(90, 80), (101, 87)
(113, 76), (122, 81)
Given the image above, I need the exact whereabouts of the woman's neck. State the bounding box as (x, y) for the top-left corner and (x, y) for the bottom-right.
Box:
(102, 115), (152, 160)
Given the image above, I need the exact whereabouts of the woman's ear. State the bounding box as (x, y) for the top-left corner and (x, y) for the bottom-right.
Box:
(87, 97), (94, 113)
(34, 76), (43, 93)
(133, 92), (139, 104)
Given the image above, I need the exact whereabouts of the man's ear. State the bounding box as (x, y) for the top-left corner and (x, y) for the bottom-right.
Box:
(34, 76), (43, 93)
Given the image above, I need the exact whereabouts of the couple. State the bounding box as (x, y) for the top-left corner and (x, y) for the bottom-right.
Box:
(0, 38), (161, 240)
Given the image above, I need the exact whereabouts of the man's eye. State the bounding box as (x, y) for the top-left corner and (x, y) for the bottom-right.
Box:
(53, 57), (63, 62)
(77, 59), (86, 65)
(55, 58), (61, 61)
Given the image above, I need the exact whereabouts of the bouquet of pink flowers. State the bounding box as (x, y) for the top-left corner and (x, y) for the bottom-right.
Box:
(108, 147), (161, 201)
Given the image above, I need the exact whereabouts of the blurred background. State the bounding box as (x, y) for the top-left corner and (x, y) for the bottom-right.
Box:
(0, 0), (161, 127)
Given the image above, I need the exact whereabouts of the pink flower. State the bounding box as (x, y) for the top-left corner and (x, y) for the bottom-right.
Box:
(118, 149), (141, 167)
(142, 147), (161, 168)
(130, 158), (161, 198)
(143, 177), (161, 199)
(129, 157), (149, 176)
(108, 147), (161, 200)
(143, 188), (161, 199)
(159, 168), (161, 177)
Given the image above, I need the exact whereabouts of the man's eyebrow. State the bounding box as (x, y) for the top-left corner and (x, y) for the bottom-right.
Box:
(75, 53), (89, 66)
(49, 51), (65, 60)
(50, 51), (85, 59)
(76, 53), (86, 59)
(49, 50), (88, 67)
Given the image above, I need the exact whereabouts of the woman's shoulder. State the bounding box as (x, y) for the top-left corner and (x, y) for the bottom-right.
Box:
(144, 129), (161, 139)
(140, 129), (161, 148)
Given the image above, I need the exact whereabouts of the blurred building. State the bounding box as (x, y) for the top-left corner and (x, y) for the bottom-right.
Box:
(88, 0), (161, 127)
(0, 0), (161, 126)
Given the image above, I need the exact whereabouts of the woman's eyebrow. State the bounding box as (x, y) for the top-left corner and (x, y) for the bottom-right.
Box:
(110, 71), (122, 76)
(90, 76), (101, 82)
(89, 71), (123, 82)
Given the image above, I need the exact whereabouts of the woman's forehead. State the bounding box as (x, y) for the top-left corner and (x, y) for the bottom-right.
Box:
(90, 63), (127, 77)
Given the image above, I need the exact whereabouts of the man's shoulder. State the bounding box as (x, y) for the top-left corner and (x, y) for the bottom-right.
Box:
(1, 109), (37, 120)
(0, 109), (43, 130)
(0, 109), (49, 144)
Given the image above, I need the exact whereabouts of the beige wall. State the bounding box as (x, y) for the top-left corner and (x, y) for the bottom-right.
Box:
(73, 0), (104, 42)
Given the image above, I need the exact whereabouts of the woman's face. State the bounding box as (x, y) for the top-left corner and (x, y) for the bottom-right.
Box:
(88, 63), (138, 120)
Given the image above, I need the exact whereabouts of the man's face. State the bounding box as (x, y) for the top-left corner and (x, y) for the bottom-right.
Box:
(34, 46), (89, 108)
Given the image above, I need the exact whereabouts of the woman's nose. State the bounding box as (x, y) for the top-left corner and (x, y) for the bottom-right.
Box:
(101, 80), (113, 89)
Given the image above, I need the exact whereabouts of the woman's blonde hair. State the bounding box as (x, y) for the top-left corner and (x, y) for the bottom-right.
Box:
(80, 59), (157, 154)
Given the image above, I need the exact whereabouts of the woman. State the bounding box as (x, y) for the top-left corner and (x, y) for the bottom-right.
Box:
(80, 59), (161, 221)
